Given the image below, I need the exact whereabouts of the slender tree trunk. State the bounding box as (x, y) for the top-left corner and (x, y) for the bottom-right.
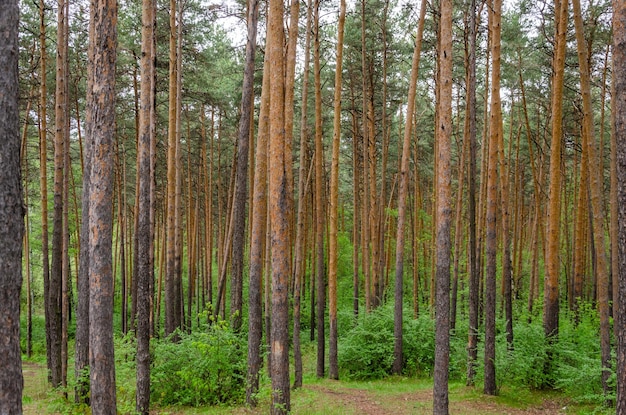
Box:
(519, 67), (543, 318)
(465, 0), (479, 385)
(86, 0), (118, 409)
(50, 0), (69, 387)
(231, 0), (259, 333)
(284, 0), (300, 262)
(433, 0), (453, 410)
(246, 49), (270, 407)
(38, 0), (53, 382)
(360, 0), (371, 312)
(328, 0), (346, 380)
(498, 109), (513, 350)
(451, 122), (469, 333)
(572, 135), (589, 318)
(351, 86), (361, 319)
(267, 0), (291, 409)
(22, 121), (32, 358)
(202, 107), (214, 316)
(571, 0), (611, 395)
(61, 34), (70, 389)
(313, 0), (326, 379)
(614, 1), (626, 411)
(174, 5), (184, 329)
(292, 0), (313, 389)
(544, 0), (568, 384)
(75, 64), (92, 403)
(0, 1), (24, 410)
(392, 0), (427, 375)
(484, 0), (503, 395)
(165, 0), (181, 336)
(136, 0), (155, 409)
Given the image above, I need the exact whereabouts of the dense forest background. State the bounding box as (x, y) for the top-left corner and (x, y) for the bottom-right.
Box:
(12, 0), (626, 412)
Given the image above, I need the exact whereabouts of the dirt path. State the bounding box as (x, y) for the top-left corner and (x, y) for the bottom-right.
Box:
(18, 361), (573, 415)
(308, 384), (569, 415)
(22, 361), (54, 415)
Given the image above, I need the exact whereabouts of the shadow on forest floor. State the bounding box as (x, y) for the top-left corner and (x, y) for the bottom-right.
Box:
(21, 360), (598, 415)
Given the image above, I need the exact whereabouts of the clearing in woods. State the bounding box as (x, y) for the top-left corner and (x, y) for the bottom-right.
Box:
(21, 361), (577, 414)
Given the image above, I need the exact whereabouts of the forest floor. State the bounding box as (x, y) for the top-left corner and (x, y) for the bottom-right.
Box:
(21, 361), (594, 415)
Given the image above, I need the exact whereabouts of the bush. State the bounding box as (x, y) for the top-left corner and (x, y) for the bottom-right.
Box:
(496, 320), (549, 389)
(338, 305), (437, 379)
(338, 306), (395, 379)
(402, 314), (435, 377)
(151, 321), (246, 407)
(554, 305), (614, 405)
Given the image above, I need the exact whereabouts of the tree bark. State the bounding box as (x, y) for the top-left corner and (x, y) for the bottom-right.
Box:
(231, 0), (259, 333)
(50, 0), (69, 387)
(484, 0), (503, 395)
(136, 0), (155, 409)
(75, 4), (97, 395)
(465, 0), (479, 385)
(246, 48), (270, 407)
(165, 0), (181, 336)
(0, 1), (24, 410)
(571, 0), (611, 396)
(328, 0), (346, 380)
(38, 0), (53, 382)
(86, 0), (118, 410)
(433, 0), (453, 410)
(614, 1), (626, 411)
(293, 0), (313, 389)
(267, 0), (291, 410)
(313, 0), (326, 379)
(543, 0), (568, 384)
(392, 0), (427, 375)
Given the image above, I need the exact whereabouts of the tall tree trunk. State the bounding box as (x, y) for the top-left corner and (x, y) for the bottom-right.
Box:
(544, 0), (568, 385)
(136, 0), (155, 409)
(571, 0), (611, 396)
(465, 0), (479, 385)
(328, 0), (346, 381)
(231, 0), (259, 333)
(614, 1), (626, 411)
(433, 0), (453, 410)
(519, 67), (543, 318)
(360, 0), (371, 312)
(284, 0), (300, 261)
(246, 48), (270, 407)
(498, 106), (513, 350)
(484, 0), (503, 395)
(392, 0), (427, 375)
(50, 0), (69, 387)
(165, 0), (181, 336)
(61, 29), (70, 389)
(86, 0), (118, 409)
(38, 0), (53, 382)
(292, 0), (313, 389)
(267, 0), (291, 410)
(174, 4), (184, 329)
(572, 135), (589, 317)
(608, 44), (618, 324)
(75, 50), (93, 407)
(202, 107), (214, 317)
(313, 0), (326, 379)
(0, 0), (24, 410)
(22, 117), (32, 358)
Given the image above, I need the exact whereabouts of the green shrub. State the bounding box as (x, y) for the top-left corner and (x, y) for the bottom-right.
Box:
(151, 321), (246, 407)
(496, 320), (549, 389)
(338, 306), (395, 379)
(402, 314), (435, 377)
(554, 305), (613, 405)
(338, 305), (437, 379)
